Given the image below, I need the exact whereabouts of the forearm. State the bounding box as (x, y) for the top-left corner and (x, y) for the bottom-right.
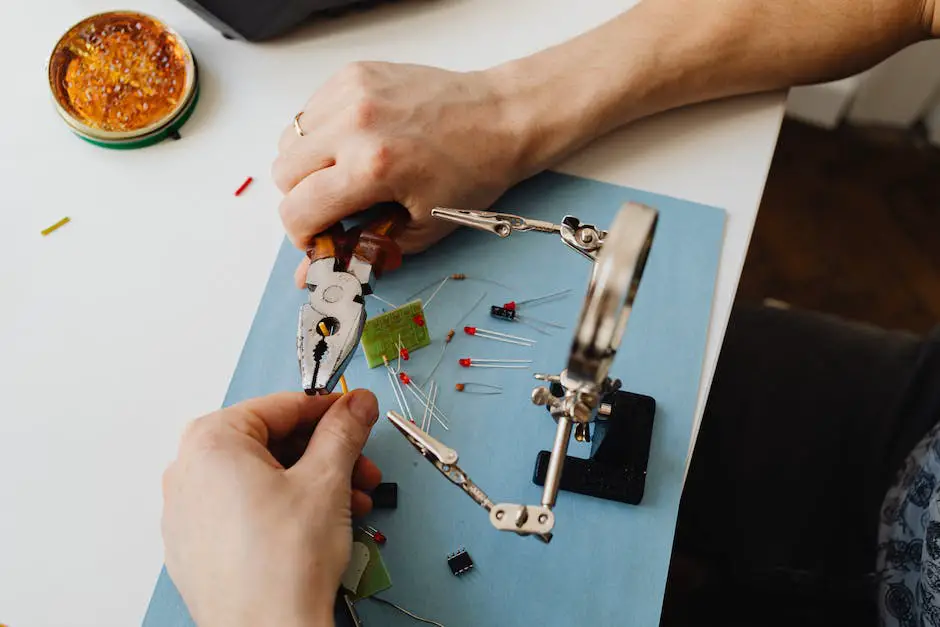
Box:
(494, 0), (937, 177)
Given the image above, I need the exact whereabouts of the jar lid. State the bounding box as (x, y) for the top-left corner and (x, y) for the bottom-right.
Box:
(47, 11), (199, 148)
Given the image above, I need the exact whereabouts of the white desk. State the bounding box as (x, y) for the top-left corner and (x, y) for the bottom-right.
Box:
(0, 0), (784, 624)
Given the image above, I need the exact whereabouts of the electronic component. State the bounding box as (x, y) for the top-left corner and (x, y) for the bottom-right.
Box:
(490, 305), (516, 321)
(489, 305), (562, 333)
(463, 325), (535, 346)
(360, 525), (387, 545)
(360, 300), (432, 368)
(447, 548), (474, 576)
(454, 382), (503, 395)
(458, 357), (531, 369)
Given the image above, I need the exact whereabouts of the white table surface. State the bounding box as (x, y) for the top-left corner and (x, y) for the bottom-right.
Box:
(0, 0), (785, 624)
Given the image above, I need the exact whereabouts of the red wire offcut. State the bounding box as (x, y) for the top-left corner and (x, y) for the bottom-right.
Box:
(234, 176), (253, 196)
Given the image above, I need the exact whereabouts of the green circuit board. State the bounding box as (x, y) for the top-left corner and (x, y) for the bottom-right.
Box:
(360, 299), (431, 368)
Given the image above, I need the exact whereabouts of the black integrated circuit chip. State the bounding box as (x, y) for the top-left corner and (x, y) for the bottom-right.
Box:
(446, 548), (474, 576)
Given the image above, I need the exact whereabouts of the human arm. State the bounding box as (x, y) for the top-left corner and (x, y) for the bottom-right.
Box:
(161, 390), (381, 627)
(273, 0), (938, 273)
(493, 0), (939, 180)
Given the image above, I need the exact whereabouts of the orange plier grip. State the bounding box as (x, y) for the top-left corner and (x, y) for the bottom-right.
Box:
(306, 205), (409, 278)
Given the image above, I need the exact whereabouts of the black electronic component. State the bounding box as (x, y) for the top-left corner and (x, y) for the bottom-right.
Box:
(489, 305), (516, 321)
(370, 482), (398, 509)
(446, 548), (474, 576)
(533, 389), (656, 505)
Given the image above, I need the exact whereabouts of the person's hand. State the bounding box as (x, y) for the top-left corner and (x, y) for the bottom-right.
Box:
(272, 61), (533, 287)
(161, 389), (382, 627)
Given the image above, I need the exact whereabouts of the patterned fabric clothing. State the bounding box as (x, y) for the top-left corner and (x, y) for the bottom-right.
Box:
(878, 420), (940, 626)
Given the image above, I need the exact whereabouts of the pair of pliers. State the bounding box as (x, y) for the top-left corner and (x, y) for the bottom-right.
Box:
(298, 206), (409, 395)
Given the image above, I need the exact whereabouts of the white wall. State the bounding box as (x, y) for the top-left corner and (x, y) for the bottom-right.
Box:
(784, 40), (940, 145)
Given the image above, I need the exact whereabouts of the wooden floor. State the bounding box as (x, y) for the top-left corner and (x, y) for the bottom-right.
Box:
(736, 118), (940, 334)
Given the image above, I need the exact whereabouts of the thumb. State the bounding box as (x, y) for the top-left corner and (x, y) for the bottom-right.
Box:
(291, 389), (379, 479)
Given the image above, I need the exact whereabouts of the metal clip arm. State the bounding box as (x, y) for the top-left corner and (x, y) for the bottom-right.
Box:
(386, 411), (553, 542)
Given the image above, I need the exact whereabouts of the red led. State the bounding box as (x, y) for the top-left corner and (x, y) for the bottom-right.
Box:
(399, 372), (411, 384)
(463, 326), (477, 335)
(458, 358), (472, 367)
(399, 347), (410, 360)
(413, 315), (425, 327)
(503, 301), (517, 310)
(361, 525), (387, 545)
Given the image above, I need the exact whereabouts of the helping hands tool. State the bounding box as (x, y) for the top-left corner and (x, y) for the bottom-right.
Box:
(398, 202), (658, 541)
(298, 206), (408, 395)
(386, 409), (555, 543)
(430, 207), (608, 262)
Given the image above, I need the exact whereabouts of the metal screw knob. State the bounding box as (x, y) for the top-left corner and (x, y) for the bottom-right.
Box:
(572, 401), (592, 423)
(532, 387), (554, 406)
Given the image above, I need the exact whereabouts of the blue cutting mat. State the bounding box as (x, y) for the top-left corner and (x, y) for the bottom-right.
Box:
(143, 171), (726, 627)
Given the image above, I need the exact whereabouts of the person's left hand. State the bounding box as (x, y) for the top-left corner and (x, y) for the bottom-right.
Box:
(161, 390), (382, 627)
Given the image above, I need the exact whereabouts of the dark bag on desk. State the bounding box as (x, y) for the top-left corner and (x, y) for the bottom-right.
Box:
(178, 0), (371, 41)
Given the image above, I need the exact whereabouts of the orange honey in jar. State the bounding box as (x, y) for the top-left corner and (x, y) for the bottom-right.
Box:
(47, 11), (199, 149)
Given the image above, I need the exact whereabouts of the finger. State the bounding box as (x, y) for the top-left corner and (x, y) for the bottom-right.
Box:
(278, 162), (387, 250)
(352, 455), (382, 491)
(294, 257), (311, 289)
(394, 219), (460, 255)
(351, 490), (373, 518)
(272, 134), (337, 194)
(290, 389), (379, 479)
(222, 392), (341, 446)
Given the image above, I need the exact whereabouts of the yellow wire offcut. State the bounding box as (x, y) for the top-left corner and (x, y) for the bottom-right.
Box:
(318, 321), (348, 395)
(41, 216), (70, 236)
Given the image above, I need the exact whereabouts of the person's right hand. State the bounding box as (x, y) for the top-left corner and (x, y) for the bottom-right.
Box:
(271, 61), (536, 287)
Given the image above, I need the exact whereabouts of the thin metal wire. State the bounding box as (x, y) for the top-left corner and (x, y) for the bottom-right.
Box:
(404, 382), (449, 430)
(423, 276), (449, 308)
(457, 291), (487, 326)
(421, 380), (433, 432)
(422, 340), (450, 386)
(515, 288), (572, 308)
(522, 314), (564, 329)
(404, 276), (446, 303)
(383, 357), (414, 423)
(468, 333), (533, 347)
(368, 596), (447, 627)
(386, 367), (410, 422)
(369, 293), (399, 308)
(471, 276), (515, 291)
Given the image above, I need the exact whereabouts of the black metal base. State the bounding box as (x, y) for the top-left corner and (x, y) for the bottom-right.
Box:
(532, 389), (655, 505)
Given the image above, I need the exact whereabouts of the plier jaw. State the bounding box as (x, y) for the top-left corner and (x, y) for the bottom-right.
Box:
(296, 210), (408, 395)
